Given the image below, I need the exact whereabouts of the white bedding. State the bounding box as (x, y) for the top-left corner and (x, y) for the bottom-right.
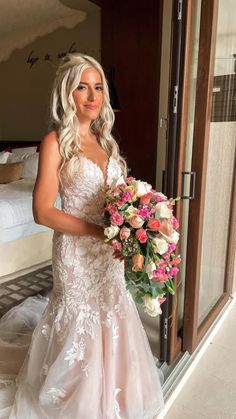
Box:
(0, 179), (60, 244)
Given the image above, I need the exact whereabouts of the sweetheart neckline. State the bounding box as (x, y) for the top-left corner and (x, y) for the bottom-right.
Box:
(83, 155), (112, 188)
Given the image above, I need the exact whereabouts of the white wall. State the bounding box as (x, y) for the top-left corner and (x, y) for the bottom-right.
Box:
(0, 10), (100, 140)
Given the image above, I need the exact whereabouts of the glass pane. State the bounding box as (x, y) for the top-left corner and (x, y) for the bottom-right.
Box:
(198, 0), (236, 325)
(177, 0), (202, 330)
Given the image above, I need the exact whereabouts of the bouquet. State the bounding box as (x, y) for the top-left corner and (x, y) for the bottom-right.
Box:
(102, 175), (182, 317)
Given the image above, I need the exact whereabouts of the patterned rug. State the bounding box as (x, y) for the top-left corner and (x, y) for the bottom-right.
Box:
(0, 266), (53, 317)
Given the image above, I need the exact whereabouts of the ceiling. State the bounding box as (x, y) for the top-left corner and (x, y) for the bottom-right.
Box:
(0, 0), (100, 62)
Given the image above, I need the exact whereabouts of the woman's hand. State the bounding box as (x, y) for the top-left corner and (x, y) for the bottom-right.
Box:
(112, 249), (125, 261)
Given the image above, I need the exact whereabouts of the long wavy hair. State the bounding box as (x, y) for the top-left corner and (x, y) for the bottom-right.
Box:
(50, 53), (127, 181)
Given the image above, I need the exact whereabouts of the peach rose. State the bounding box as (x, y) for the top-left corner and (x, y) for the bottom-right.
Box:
(120, 226), (131, 241)
(147, 218), (161, 231)
(125, 186), (137, 201)
(129, 215), (144, 229)
(155, 202), (172, 218)
(132, 254), (145, 272)
(158, 218), (174, 237)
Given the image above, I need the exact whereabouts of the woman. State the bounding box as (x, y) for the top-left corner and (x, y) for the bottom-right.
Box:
(8, 53), (164, 418)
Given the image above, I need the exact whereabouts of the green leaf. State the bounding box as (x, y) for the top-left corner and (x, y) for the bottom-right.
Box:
(150, 281), (165, 289)
(135, 295), (144, 304)
(142, 283), (150, 293)
(165, 280), (175, 295)
(150, 287), (160, 298)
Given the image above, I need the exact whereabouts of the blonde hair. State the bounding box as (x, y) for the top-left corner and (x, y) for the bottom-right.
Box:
(50, 53), (127, 181)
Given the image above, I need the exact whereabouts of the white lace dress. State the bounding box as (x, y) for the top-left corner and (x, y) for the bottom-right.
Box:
(0, 156), (164, 419)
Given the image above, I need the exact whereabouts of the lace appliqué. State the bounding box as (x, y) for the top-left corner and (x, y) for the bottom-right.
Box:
(64, 339), (86, 366)
(75, 304), (100, 338)
(103, 311), (119, 343)
(46, 157), (131, 379)
(41, 324), (50, 339)
(47, 387), (67, 404)
(114, 388), (122, 419)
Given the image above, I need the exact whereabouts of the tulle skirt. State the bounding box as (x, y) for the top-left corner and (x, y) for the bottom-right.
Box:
(0, 293), (164, 419)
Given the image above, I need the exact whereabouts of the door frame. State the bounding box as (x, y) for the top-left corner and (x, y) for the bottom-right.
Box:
(167, 0), (236, 360)
(182, 0), (236, 353)
(166, 0), (196, 363)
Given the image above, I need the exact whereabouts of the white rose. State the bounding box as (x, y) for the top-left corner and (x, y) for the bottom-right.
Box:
(159, 230), (180, 244)
(155, 202), (172, 219)
(170, 231), (180, 244)
(143, 294), (162, 317)
(124, 205), (138, 220)
(129, 215), (145, 229)
(151, 237), (169, 255)
(104, 226), (120, 240)
(133, 181), (152, 197)
(146, 261), (156, 279)
(111, 175), (126, 187)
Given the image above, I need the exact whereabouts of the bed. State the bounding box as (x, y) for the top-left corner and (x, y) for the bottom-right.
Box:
(0, 141), (60, 280)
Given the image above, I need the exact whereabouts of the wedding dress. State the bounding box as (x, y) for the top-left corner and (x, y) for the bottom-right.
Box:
(0, 155), (164, 418)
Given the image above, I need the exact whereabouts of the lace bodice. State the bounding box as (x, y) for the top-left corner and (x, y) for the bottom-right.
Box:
(60, 156), (121, 226)
(46, 154), (132, 341)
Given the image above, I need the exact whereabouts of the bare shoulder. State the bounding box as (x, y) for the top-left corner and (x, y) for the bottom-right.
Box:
(41, 130), (59, 151)
(37, 130), (62, 178)
(40, 130), (61, 162)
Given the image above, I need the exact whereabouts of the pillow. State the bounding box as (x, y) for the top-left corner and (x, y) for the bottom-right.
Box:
(22, 153), (39, 179)
(7, 152), (39, 179)
(0, 151), (10, 164)
(0, 162), (24, 184)
(7, 152), (31, 163)
(11, 146), (37, 154)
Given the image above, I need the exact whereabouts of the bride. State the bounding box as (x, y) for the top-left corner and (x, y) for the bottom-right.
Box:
(0, 53), (164, 418)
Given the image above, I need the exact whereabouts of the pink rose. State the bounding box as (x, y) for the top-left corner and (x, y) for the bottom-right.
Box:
(110, 212), (124, 226)
(158, 296), (166, 305)
(152, 269), (167, 282)
(140, 192), (152, 205)
(138, 208), (151, 218)
(147, 218), (161, 231)
(129, 215), (144, 229)
(172, 216), (179, 230)
(163, 252), (171, 261)
(125, 176), (136, 182)
(171, 255), (182, 266)
(135, 228), (148, 243)
(155, 195), (167, 203)
(117, 199), (125, 207)
(111, 239), (122, 251)
(169, 267), (179, 276)
(120, 226), (131, 241)
(106, 203), (117, 215)
(122, 192), (132, 203)
(168, 243), (176, 253)
(157, 260), (167, 269)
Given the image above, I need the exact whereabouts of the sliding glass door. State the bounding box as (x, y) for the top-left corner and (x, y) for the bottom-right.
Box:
(182, 0), (236, 353)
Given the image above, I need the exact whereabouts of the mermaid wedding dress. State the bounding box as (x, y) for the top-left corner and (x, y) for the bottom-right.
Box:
(0, 155), (164, 418)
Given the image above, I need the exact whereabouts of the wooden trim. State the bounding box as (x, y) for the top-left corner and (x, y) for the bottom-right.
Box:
(182, 0), (219, 353)
(196, 292), (229, 345)
(167, 0), (195, 363)
(196, 158), (236, 344)
(224, 156), (236, 294)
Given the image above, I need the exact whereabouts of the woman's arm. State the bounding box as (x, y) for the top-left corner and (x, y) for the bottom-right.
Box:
(33, 131), (104, 240)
